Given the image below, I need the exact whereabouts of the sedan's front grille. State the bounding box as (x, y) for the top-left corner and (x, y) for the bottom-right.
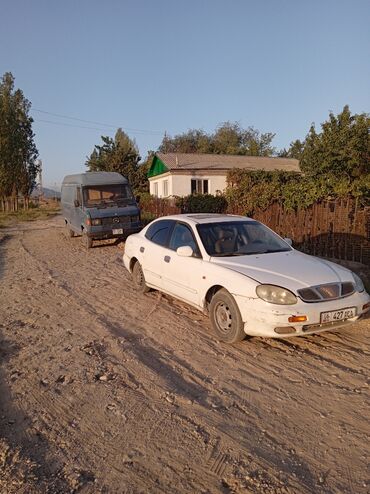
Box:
(298, 282), (355, 303)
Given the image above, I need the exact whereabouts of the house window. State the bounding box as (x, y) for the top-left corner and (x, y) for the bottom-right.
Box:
(163, 180), (168, 197)
(191, 179), (209, 194)
(153, 182), (158, 197)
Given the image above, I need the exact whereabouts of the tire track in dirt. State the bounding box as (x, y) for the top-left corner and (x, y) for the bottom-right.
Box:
(21, 228), (370, 490)
(1, 218), (369, 493)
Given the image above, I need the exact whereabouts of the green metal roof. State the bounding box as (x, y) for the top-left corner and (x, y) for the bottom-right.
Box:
(147, 155), (169, 178)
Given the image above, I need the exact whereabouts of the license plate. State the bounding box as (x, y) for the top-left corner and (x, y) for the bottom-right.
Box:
(320, 307), (356, 323)
(112, 228), (123, 235)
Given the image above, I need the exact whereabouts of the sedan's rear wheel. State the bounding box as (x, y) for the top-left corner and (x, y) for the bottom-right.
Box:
(132, 261), (150, 293)
(209, 289), (246, 343)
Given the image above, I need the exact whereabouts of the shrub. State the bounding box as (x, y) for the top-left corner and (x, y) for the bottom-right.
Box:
(175, 194), (228, 214)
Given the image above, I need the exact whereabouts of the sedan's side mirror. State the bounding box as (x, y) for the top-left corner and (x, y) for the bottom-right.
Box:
(74, 199), (80, 207)
(176, 245), (193, 257)
(284, 237), (293, 246)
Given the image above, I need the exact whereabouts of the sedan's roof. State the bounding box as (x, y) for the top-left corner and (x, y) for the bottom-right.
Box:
(155, 213), (254, 225)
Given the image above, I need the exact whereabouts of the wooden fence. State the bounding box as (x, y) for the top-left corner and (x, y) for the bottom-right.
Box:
(252, 199), (369, 266)
(140, 196), (370, 265)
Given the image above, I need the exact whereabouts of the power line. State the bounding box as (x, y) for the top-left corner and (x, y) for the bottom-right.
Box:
(32, 108), (163, 135)
(35, 118), (123, 133)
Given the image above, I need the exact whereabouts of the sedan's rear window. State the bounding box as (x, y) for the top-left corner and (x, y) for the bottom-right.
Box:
(145, 220), (174, 247)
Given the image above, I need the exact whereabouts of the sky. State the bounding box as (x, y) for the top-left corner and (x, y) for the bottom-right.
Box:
(1, 0), (369, 188)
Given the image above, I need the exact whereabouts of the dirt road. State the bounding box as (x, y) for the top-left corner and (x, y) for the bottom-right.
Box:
(0, 215), (369, 493)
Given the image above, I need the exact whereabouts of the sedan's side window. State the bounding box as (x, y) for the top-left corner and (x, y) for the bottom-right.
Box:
(169, 223), (201, 257)
(145, 220), (174, 247)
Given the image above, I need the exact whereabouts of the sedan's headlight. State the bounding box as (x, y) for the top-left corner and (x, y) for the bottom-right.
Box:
(352, 272), (364, 293)
(256, 284), (297, 305)
(91, 218), (102, 226)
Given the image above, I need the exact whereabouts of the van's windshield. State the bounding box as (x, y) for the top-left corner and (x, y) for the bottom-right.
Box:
(83, 184), (135, 207)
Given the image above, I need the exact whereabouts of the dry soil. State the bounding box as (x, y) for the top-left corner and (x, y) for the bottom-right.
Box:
(0, 215), (369, 494)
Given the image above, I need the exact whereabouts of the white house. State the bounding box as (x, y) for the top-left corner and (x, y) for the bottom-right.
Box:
(148, 153), (300, 198)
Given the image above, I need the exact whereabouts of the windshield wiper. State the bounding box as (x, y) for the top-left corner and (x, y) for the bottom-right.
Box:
(264, 248), (291, 253)
(212, 252), (242, 257)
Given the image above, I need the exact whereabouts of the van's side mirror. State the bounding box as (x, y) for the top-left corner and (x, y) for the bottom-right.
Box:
(135, 195), (140, 204)
(74, 199), (80, 207)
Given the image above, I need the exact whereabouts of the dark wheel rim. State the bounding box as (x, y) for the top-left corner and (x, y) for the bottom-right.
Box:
(214, 301), (233, 334)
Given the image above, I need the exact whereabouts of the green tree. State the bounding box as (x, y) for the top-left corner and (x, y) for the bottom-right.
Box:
(278, 139), (304, 160)
(212, 122), (242, 154)
(86, 128), (146, 191)
(300, 106), (370, 179)
(158, 121), (275, 156)
(159, 129), (212, 153)
(0, 72), (39, 210)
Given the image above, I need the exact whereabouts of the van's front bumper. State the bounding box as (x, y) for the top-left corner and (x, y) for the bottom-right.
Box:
(87, 223), (142, 240)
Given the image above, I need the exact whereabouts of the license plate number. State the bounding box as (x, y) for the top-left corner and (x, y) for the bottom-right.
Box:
(112, 228), (123, 235)
(320, 307), (356, 323)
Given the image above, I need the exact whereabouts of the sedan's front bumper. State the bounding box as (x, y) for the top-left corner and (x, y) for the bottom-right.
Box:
(234, 290), (370, 338)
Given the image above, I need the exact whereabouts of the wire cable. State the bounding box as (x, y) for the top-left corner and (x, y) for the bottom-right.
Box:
(32, 108), (163, 135)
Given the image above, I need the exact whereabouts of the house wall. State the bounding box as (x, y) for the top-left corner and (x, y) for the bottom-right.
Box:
(149, 173), (227, 197)
(149, 174), (173, 198)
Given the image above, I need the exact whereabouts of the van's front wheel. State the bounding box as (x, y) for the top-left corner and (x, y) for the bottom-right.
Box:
(84, 234), (93, 249)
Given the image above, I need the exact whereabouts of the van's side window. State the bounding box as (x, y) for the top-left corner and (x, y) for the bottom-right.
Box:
(76, 187), (82, 205)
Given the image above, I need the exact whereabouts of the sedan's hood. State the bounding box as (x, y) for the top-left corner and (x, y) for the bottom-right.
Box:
(211, 250), (353, 291)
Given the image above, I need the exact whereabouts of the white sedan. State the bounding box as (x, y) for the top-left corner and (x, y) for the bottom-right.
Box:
(123, 214), (370, 343)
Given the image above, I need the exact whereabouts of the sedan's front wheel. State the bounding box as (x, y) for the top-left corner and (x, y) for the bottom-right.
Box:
(132, 261), (150, 293)
(209, 289), (246, 343)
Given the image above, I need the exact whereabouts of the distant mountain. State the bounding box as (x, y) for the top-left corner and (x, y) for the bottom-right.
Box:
(31, 187), (61, 199)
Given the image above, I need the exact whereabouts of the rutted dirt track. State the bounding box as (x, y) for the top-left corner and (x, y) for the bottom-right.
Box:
(0, 215), (369, 494)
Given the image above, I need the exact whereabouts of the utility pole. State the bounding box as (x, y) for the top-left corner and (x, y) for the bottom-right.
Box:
(38, 160), (43, 201)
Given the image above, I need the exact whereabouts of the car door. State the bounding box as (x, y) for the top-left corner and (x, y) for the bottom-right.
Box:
(161, 222), (204, 306)
(74, 186), (85, 231)
(140, 219), (175, 289)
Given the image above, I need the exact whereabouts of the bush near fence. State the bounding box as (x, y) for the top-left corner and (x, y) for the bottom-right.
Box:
(140, 195), (369, 265)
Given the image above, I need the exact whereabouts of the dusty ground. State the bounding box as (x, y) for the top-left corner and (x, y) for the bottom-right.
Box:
(0, 215), (369, 494)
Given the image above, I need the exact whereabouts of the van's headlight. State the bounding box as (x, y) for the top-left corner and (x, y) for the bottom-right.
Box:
(352, 272), (364, 293)
(91, 218), (102, 226)
(256, 284), (297, 305)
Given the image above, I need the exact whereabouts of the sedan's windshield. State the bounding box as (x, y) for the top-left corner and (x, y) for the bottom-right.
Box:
(197, 221), (292, 257)
(83, 184), (134, 207)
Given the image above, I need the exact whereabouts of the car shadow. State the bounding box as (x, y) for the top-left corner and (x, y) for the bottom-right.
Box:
(96, 313), (211, 407)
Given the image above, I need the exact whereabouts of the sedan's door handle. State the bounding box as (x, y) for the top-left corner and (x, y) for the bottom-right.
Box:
(140, 246), (145, 253)
(164, 255), (171, 263)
